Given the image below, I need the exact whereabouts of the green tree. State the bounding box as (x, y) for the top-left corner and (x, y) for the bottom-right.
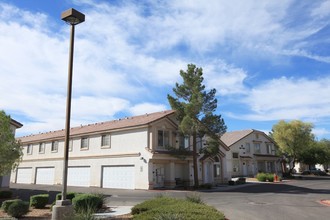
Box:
(167, 64), (227, 188)
(0, 110), (22, 175)
(272, 120), (314, 174)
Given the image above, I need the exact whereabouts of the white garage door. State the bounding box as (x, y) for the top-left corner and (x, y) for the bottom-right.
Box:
(36, 167), (55, 185)
(68, 167), (90, 187)
(16, 168), (32, 184)
(102, 166), (135, 189)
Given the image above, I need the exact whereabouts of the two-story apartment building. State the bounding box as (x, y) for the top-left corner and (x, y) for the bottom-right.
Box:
(220, 129), (280, 178)
(0, 118), (23, 188)
(11, 110), (228, 189)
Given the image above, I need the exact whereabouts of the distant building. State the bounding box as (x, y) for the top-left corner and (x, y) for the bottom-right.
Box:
(220, 129), (281, 177)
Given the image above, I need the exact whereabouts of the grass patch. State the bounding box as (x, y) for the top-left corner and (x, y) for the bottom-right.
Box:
(132, 196), (225, 220)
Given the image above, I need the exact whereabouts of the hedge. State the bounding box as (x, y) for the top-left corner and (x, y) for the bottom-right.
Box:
(72, 194), (103, 214)
(7, 200), (30, 218)
(1, 199), (22, 213)
(0, 190), (13, 199)
(30, 194), (49, 208)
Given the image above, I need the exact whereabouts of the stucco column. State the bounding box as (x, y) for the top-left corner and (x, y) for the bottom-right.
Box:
(148, 162), (154, 189)
(170, 162), (175, 187)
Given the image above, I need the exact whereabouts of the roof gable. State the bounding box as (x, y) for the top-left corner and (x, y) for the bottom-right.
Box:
(220, 129), (254, 147)
(19, 110), (175, 143)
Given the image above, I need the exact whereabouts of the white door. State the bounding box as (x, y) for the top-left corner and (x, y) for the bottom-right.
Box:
(16, 168), (32, 184)
(102, 166), (135, 189)
(68, 167), (90, 187)
(36, 167), (55, 185)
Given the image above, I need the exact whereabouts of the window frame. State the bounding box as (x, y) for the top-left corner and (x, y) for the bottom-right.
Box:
(157, 130), (170, 149)
(69, 139), (73, 152)
(81, 137), (89, 150)
(245, 143), (250, 153)
(254, 142), (261, 153)
(27, 144), (33, 155)
(232, 152), (239, 159)
(51, 141), (58, 153)
(101, 134), (111, 148)
(38, 143), (45, 154)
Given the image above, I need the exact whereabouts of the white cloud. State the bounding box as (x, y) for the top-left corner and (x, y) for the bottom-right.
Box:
(232, 76), (330, 121)
(129, 103), (167, 116)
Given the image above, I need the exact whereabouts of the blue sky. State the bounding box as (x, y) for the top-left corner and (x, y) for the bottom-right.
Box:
(1, 0), (330, 139)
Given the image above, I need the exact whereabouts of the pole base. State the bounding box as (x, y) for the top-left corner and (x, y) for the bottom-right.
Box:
(52, 200), (74, 220)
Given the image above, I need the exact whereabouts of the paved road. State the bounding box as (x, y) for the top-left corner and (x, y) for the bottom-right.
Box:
(8, 176), (330, 220)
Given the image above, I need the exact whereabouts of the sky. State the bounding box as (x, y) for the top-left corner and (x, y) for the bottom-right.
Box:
(1, 0), (330, 139)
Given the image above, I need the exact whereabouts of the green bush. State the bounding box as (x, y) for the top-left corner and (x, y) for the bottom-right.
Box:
(256, 173), (267, 182)
(72, 194), (103, 214)
(267, 173), (274, 182)
(257, 173), (276, 182)
(0, 190), (13, 199)
(132, 197), (225, 220)
(56, 192), (77, 201)
(7, 200), (29, 218)
(1, 199), (22, 213)
(30, 194), (49, 208)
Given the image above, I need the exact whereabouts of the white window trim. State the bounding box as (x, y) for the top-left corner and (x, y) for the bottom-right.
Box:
(27, 144), (33, 155)
(101, 134), (111, 148)
(51, 141), (58, 153)
(157, 130), (170, 150)
(39, 143), (45, 154)
(81, 137), (89, 150)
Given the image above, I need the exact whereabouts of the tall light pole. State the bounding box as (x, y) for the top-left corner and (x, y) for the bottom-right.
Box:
(52, 8), (85, 220)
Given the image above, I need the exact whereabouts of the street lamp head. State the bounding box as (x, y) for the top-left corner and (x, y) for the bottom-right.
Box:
(61, 8), (85, 25)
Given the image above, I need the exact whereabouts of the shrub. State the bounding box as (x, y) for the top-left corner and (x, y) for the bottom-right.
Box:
(266, 173), (274, 182)
(0, 190), (13, 199)
(72, 194), (103, 215)
(256, 173), (267, 182)
(185, 193), (204, 204)
(30, 194), (49, 208)
(56, 192), (77, 201)
(7, 200), (29, 218)
(1, 199), (21, 213)
(132, 197), (225, 220)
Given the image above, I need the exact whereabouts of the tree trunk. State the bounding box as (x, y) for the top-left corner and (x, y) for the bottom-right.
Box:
(192, 132), (199, 188)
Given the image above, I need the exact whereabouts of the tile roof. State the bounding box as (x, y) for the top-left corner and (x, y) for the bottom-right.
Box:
(19, 110), (176, 143)
(220, 129), (254, 147)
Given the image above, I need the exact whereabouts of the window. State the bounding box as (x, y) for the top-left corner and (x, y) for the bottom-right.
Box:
(266, 143), (274, 154)
(39, 143), (45, 154)
(101, 134), (110, 147)
(27, 144), (32, 155)
(51, 141), (58, 152)
(69, 139), (73, 152)
(254, 143), (260, 153)
(233, 160), (239, 172)
(245, 143), (250, 153)
(214, 156), (221, 177)
(81, 137), (89, 150)
(179, 135), (189, 149)
(232, 152), (239, 158)
(157, 130), (169, 149)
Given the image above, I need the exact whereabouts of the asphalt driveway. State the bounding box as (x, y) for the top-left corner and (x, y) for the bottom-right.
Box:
(7, 176), (330, 220)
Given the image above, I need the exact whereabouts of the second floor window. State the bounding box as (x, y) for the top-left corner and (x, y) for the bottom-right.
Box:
(39, 143), (45, 154)
(232, 152), (239, 158)
(245, 143), (250, 153)
(81, 137), (89, 150)
(158, 130), (169, 149)
(27, 144), (32, 155)
(179, 135), (190, 149)
(101, 134), (110, 147)
(51, 141), (58, 152)
(266, 143), (273, 154)
(254, 143), (261, 153)
(69, 139), (73, 152)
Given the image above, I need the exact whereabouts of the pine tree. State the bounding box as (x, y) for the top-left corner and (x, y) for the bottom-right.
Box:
(167, 64), (226, 188)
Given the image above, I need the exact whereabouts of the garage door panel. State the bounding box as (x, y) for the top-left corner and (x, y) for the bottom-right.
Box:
(16, 168), (32, 184)
(102, 166), (135, 189)
(68, 167), (90, 187)
(36, 167), (54, 185)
